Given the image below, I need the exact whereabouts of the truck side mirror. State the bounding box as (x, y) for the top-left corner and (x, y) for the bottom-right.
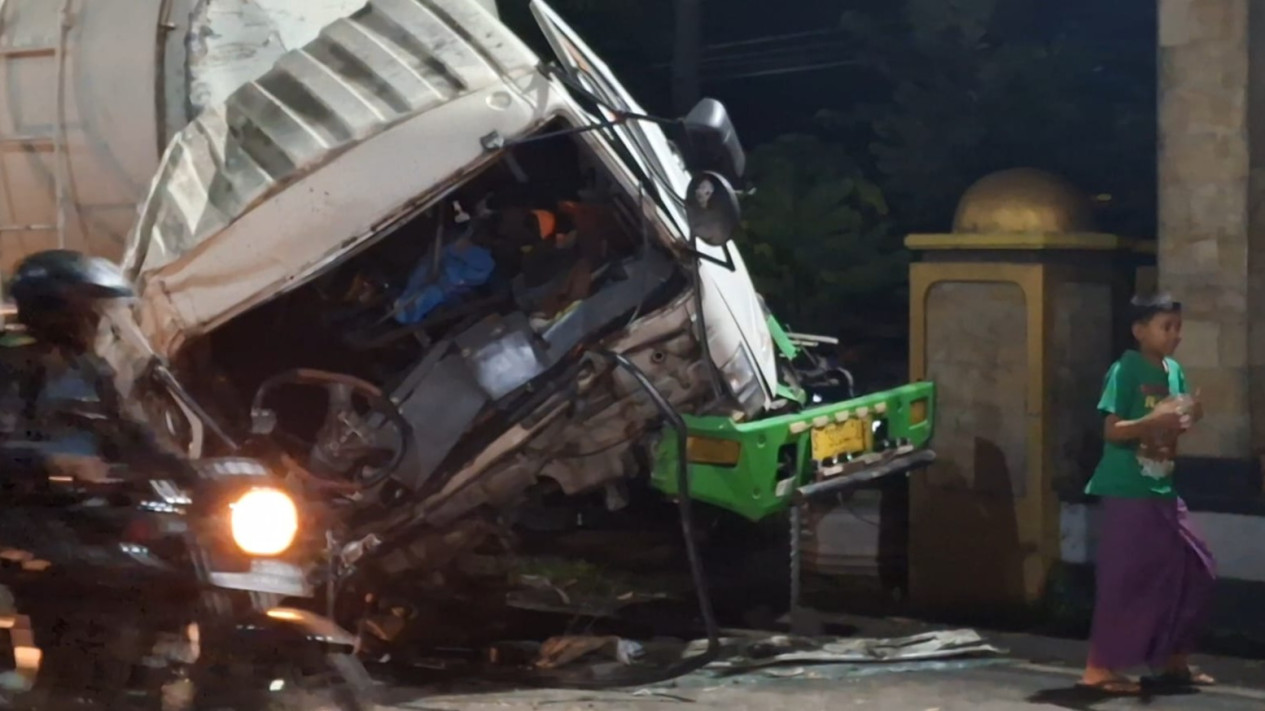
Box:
(680, 99), (746, 186)
(685, 171), (741, 247)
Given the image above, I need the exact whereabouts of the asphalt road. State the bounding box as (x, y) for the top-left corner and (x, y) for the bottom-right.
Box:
(370, 616), (1265, 711)
(377, 661), (1265, 711)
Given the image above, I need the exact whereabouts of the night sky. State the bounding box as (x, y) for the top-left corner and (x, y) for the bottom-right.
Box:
(547, 0), (1158, 145)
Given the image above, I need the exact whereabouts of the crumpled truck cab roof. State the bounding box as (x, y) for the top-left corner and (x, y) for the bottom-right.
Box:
(115, 0), (775, 410)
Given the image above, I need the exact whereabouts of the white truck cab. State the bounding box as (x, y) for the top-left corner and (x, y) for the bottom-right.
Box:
(91, 0), (786, 580)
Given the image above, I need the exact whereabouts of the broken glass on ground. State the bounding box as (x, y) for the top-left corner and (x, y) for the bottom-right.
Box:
(535, 635), (646, 669)
(688, 629), (1003, 673)
(485, 629), (1001, 675)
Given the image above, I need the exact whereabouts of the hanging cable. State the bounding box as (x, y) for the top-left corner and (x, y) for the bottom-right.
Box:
(473, 350), (721, 689)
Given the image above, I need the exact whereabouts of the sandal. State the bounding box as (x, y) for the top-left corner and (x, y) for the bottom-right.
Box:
(1076, 678), (1142, 695)
(1152, 667), (1216, 687)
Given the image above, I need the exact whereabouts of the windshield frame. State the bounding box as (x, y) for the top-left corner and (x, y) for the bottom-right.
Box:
(529, 2), (691, 240)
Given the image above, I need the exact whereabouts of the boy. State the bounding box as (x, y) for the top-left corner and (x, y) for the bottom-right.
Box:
(1078, 293), (1217, 695)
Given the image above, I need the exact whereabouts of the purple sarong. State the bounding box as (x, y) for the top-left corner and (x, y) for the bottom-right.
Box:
(1088, 496), (1217, 670)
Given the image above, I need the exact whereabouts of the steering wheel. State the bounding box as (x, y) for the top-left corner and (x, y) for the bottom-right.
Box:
(249, 369), (412, 490)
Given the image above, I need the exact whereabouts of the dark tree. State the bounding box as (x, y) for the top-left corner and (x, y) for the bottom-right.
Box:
(496, 0), (1157, 354)
(738, 135), (904, 337)
(827, 0), (1156, 237)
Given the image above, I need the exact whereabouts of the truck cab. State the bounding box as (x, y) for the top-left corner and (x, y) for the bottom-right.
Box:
(90, 0), (935, 624)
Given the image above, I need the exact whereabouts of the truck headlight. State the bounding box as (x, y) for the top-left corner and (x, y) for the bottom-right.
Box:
(229, 487), (298, 556)
(721, 346), (767, 415)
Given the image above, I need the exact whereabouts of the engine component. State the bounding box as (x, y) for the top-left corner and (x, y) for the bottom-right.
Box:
(456, 313), (548, 401)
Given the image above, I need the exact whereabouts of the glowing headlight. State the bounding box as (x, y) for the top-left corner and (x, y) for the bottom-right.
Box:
(229, 488), (298, 556)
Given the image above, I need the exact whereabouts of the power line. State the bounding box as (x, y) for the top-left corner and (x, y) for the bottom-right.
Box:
(702, 41), (855, 66)
(651, 40), (857, 71)
(645, 25), (865, 83)
(705, 59), (864, 82)
(648, 26), (849, 66)
(705, 28), (843, 51)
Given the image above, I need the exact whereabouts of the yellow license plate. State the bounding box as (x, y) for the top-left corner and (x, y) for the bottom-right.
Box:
(810, 419), (868, 460)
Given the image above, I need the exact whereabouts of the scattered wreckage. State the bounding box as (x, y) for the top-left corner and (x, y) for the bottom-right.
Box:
(88, 0), (938, 656)
(422, 628), (1001, 687)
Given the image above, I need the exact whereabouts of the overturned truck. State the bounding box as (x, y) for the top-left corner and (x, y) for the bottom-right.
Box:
(97, 0), (935, 642)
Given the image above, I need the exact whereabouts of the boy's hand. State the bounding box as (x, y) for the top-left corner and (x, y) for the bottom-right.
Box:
(1148, 399), (1186, 432)
(1168, 390), (1203, 432)
(1189, 388), (1204, 423)
(1150, 411), (1186, 432)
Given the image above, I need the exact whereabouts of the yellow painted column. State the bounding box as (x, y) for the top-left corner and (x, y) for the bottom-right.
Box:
(906, 232), (1130, 613)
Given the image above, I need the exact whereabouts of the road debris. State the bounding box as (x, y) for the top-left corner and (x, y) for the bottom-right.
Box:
(504, 557), (678, 618)
(536, 636), (646, 669)
(461, 628), (1003, 691)
(692, 629), (1001, 672)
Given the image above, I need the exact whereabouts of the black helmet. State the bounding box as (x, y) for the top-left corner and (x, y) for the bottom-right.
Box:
(8, 250), (134, 347)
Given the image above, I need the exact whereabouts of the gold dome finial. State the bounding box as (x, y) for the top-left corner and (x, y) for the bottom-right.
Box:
(952, 168), (1095, 234)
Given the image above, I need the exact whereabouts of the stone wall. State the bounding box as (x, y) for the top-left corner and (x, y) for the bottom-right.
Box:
(1158, 0), (1265, 458)
(912, 280), (1029, 606)
(1049, 281), (1114, 493)
(925, 281), (1029, 496)
(908, 254), (1134, 611)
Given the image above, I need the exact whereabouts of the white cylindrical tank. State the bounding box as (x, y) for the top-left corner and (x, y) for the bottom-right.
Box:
(0, 0), (503, 271)
(0, 0), (170, 270)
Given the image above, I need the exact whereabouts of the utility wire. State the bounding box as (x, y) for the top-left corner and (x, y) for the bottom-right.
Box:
(647, 35), (864, 81)
(650, 32), (851, 69)
(696, 41), (857, 67)
(705, 59), (865, 82)
(704, 27), (843, 51)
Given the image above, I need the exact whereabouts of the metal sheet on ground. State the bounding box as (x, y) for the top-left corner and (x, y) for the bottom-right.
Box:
(381, 661), (1265, 710)
(695, 629), (1002, 671)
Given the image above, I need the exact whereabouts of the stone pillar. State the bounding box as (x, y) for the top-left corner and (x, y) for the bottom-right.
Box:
(906, 232), (1126, 611)
(903, 167), (1131, 612)
(1158, 0), (1265, 466)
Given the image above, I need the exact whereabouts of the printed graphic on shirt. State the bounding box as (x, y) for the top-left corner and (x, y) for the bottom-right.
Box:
(1137, 383), (1176, 479)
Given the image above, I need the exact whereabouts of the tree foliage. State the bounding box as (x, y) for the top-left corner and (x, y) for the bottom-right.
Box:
(828, 0), (1155, 236)
(740, 0), (1154, 339)
(497, 0), (1156, 345)
(738, 135), (905, 334)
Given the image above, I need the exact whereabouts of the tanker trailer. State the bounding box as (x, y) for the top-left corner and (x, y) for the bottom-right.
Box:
(0, 0), (496, 271)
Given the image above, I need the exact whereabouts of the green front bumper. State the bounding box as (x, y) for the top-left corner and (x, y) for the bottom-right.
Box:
(651, 381), (935, 522)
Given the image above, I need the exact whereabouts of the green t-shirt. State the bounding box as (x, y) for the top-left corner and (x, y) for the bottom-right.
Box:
(1084, 350), (1188, 499)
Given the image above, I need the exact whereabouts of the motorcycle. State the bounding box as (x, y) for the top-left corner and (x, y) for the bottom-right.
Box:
(0, 454), (374, 710)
